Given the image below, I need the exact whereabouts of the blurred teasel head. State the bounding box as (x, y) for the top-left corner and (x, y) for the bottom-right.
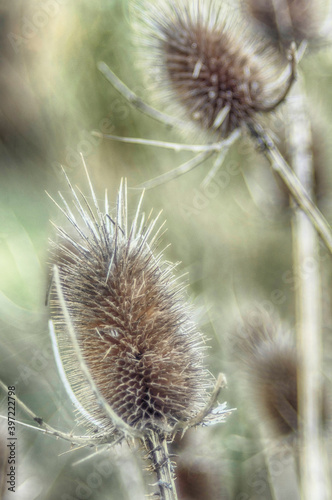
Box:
(133, 0), (295, 138)
(47, 166), (213, 436)
(232, 309), (329, 438)
(242, 0), (328, 47)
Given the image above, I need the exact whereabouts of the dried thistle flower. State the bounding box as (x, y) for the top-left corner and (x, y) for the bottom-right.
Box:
(134, 0), (294, 138)
(232, 309), (329, 438)
(48, 166), (215, 437)
(242, 0), (327, 46)
(46, 164), (231, 499)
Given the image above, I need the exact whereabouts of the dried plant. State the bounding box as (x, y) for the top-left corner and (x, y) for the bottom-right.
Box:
(232, 309), (329, 439)
(94, 1), (332, 497)
(133, 0), (294, 138)
(95, 1), (332, 255)
(1, 0), (332, 498)
(49, 172), (211, 434)
(10, 160), (228, 500)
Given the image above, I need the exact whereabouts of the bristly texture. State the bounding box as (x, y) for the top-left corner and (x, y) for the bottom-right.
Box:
(48, 171), (211, 434)
(243, 0), (327, 46)
(133, 0), (292, 138)
(237, 314), (298, 436)
(232, 310), (328, 438)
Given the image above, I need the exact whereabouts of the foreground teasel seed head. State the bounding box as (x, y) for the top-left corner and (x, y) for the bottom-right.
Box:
(134, 0), (293, 138)
(243, 0), (328, 46)
(48, 167), (212, 436)
(232, 309), (329, 438)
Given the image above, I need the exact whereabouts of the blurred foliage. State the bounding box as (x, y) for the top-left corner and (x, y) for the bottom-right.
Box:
(0, 0), (332, 499)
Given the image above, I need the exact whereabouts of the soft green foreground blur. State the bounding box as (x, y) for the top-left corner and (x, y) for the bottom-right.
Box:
(1, 1), (332, 499)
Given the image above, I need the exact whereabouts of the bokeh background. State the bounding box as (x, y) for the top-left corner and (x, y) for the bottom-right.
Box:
(1, 0), (332, 499)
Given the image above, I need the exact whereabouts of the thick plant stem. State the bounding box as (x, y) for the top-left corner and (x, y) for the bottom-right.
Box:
(288, 79), (330, 500)
(145, 431), (178, 500)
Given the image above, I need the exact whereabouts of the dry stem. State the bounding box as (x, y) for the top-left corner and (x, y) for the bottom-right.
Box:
(287, 77), (330, 500)
(97, 61), (332, 253)
(145, 431), (178, 500)
(0, 379), (116, 446)
(250, 124), (332, 255)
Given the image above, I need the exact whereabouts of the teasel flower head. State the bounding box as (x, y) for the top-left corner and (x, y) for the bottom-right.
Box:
(47, 165), (213, 437)
(133, 0), (294, 139)
(232, 309), (329, 438)
(242, 0), (328, 47)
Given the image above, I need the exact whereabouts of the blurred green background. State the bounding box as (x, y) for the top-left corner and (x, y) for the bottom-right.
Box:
(1, 0), (332, 499)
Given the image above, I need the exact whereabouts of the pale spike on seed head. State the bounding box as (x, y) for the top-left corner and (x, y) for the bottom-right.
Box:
(48, 168), (212, 435)
(133, 0), (293, 139)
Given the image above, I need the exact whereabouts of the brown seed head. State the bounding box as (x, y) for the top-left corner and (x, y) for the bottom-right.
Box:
(234, 310), (299, 436)
(134, 0), (291, 138)
(233, 309), (330, 437)
(49, 173), (211, 434)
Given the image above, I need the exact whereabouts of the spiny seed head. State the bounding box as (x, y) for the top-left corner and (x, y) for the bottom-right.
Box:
(243, 0), (327, 45)
(134, 0), (290, 138)
(233, 310), (329, 437)
(49, 171), (211, 434)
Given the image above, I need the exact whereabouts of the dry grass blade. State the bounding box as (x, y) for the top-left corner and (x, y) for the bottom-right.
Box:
(97, 61), (187, 129)
(0, 379), (115, 446)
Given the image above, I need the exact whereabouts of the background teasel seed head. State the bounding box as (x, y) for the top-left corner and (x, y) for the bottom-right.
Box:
(133, 0), (291, 139)
(231, 309), (329, 438)
(48, 170), (212, 435)
(242, 0), (328, 46)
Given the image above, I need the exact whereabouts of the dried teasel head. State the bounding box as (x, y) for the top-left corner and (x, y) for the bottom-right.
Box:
(133, 0), (295, 139)
(47, 165), (213, 436)
(232, 309), (329, 438)
(242, 0), (328, 47)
